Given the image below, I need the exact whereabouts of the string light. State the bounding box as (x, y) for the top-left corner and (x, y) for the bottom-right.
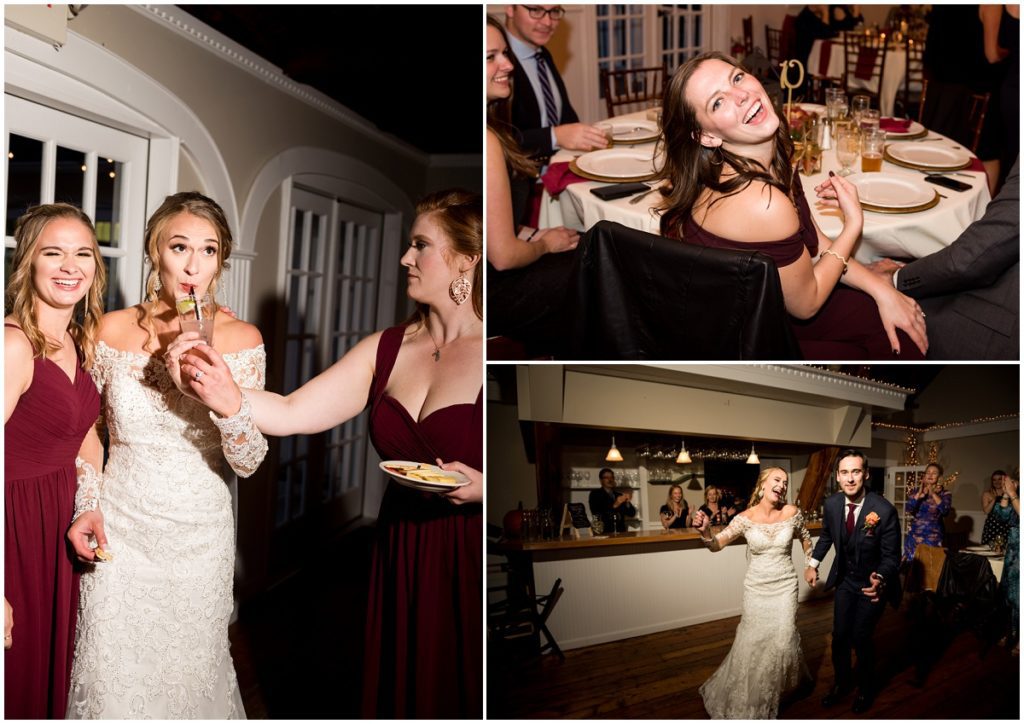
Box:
(873, 413), (1018, 433)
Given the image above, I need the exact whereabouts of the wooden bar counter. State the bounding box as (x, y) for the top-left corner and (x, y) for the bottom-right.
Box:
(500, 522), (834, 651)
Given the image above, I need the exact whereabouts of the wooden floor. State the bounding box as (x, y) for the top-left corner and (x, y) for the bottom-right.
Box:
(228, 524), (375, 718)
(489, 594), (1019, 719)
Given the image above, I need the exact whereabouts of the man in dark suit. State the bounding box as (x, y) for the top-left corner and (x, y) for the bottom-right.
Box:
(867, 159), (1019, 359)
(588, 468), (636, 533)
(805, 450), (901, 714)
(504, 4), (607, 161)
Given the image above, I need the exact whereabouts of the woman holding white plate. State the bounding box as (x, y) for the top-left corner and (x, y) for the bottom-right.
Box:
(165, 189), (483, 718)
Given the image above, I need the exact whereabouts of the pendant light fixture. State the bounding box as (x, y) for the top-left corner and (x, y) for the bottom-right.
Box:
(605, 434), (624, 462)
(745, 443), (760, 465)
(675, 439), (692, 464)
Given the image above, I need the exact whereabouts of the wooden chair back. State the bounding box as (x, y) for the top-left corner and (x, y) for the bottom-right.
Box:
(967, 92), (991, 153)
(842, 31), (889, 103)
(742, 15), (754, 55)
(902, 37), (925, 120)
(600, 65), (667, 118)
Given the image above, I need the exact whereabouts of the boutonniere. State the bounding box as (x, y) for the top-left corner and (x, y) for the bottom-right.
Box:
(863, 511), (880, 535)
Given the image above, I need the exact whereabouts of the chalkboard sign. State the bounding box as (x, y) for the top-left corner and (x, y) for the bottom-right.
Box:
(561, 503), (593, 539)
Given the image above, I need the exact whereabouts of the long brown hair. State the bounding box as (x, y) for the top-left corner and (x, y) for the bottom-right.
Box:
(407, 189), (483, 322)
(486, 15), (539, 179)
(5, 203), (107, 369)
(139, 192), (234, 352)
(657, 51), (795, 238)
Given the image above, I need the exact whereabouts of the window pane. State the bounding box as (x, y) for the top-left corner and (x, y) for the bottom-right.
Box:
(291, 210), (304, 269)
(54, 146), (86, 208)
(102, 257), (124, 312)
(94, 158), (124, 248)
(6, 134), (44, 236)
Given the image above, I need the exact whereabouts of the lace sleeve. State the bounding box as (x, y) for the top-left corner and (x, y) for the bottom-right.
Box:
(211, 347), (268, 478)
(702, 515), (748, 551)
(794, 511), (812, 545)
(73, 457), (102, 522)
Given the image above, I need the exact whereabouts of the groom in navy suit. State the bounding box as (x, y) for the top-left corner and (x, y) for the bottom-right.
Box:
(805, 450), (901, 714)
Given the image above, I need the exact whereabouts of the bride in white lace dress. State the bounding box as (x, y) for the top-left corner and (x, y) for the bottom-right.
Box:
(65, 193), (267, 719)
(693, 467), (813, 719)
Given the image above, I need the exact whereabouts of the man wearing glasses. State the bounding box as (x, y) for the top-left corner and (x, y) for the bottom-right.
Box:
(504, 4), (608, 161)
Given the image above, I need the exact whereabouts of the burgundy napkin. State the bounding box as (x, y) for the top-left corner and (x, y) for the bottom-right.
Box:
(541, 161), (588, 196)
(968, 157), (984, 173)
(854, 47), (879, 80)
(818, 40), (833, 76)
(880, 117), (912, 131)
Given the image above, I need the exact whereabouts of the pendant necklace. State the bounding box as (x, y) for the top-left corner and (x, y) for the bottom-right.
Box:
(426, 326), (447, 362)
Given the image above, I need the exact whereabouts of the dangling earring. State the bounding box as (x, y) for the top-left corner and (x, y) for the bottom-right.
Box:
(150, 268), (162, 296)
(709, 146), (725, 166)
(449, 273), (471, 306)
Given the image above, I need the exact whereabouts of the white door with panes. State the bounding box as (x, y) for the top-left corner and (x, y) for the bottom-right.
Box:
(276, 187), (383, 532)
(4, 94), (148, 308)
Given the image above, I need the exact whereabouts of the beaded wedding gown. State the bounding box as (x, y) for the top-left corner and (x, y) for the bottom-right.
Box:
(699, 513), (813, 719)
(66, 342), (268, 719)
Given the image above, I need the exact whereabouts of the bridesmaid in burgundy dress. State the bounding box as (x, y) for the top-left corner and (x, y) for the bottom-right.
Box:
(4, 204), (106, 718)
(165, 189), (484, 717)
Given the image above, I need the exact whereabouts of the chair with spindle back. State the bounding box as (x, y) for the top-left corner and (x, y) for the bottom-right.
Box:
(899, 37), (926, 120)
(842, 31), (889, 106)
(599, 65), (667, 119)
(742, 15), (754, 56)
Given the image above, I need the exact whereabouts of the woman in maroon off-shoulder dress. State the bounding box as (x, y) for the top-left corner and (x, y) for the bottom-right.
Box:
(4, 204), (106, 718)
(165, 189), (484, 718)
(657, 52), (929, 359)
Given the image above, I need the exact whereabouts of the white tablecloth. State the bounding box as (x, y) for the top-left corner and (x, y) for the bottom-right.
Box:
(805, 39), (916, 118)
(541, 110), (991, 264)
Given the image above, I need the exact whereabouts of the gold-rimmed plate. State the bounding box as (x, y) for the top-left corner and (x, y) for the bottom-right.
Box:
(603, 118), (661, 145)
(849, 172), (941, 214)
(571, 148), (661, 183)
(884, 142), (973, 171)
(881, 119), (928, 140)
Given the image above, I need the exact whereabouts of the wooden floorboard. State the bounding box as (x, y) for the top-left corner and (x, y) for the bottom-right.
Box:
(489, 594), (1019, 719)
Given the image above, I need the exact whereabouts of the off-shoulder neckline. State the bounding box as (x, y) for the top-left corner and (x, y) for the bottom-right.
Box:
(96, 340), (265, 360)
(738, 510), (804, 527)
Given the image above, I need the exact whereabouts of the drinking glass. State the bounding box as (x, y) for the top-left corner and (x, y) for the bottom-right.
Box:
(850, 95), (870, 124)
(800, 118), (824, 175)
(596, 122), (615, 146)
(175, 291), (217, 345)
(825, 89), (848, 122)
(859, 108), (881, 133)
(861, 127), (886, 172)
(834, 123), (860, 176)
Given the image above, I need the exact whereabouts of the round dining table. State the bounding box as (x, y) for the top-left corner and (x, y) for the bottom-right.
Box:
(539, 110), (991, 264)
(805, 38), (916, 118)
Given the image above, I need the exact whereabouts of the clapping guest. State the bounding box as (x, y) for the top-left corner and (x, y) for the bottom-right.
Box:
(4, 204), (105, 718)
(657, 52), (928, 359)
(589, 468), (636, 533)
(486, 15), (579, 350)
(993, 476), (1019, 654)
(982, 469), (1013, 547)
(699, 485), (734, 526)
(660, 484), (691, 529)
(903, 463), (952, 561)
(166, 189), (484, 717)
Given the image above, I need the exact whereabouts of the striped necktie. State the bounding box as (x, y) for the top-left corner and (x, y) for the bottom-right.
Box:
(534, 50), (559, 127)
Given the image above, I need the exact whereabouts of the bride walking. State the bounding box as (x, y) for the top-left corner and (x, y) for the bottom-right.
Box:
(693, 467), (813, 718)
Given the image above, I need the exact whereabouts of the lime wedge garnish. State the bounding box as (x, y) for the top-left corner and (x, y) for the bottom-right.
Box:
(176, 298), (196, 315)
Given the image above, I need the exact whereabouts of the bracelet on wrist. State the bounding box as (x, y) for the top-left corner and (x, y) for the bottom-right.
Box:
(525, 227), (539, 242)
(820, 248), (849, 275)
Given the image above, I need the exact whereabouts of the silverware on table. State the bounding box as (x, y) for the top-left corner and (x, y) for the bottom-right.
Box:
(628, 185), (659, 205)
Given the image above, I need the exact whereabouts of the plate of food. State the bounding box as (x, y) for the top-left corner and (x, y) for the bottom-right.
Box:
(379, 460), (470, 492)
(884, 142), (973, 171)
(571, 148), (661, 182)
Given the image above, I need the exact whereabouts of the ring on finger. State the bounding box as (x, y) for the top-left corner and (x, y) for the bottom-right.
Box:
(194, 370), (204, 381)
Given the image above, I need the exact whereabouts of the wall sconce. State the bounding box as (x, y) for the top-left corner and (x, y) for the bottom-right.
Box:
(745, 443), (760, 465)
(605, 434), (624, 462)
(675, 439), (692, 464)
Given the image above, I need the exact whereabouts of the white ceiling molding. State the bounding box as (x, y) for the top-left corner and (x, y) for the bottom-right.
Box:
(132, 4), (428, 164)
